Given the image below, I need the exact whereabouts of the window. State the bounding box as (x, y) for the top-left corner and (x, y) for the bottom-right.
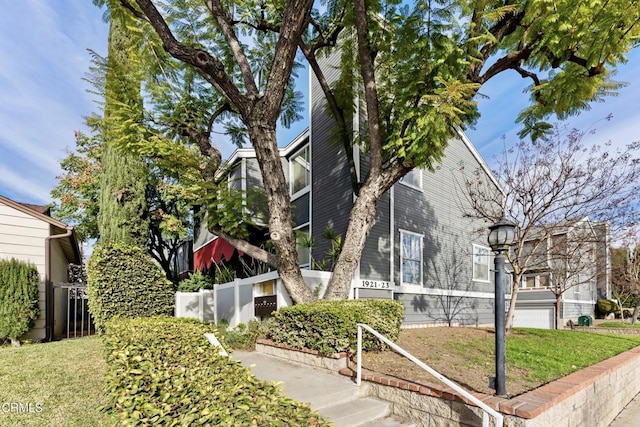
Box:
(400, 231), (422, 285)
(521, 274), (550, 289)
(472, 245), (490, 282)
(295, 225), (310, 267)
(290, 146), (310, 196)
(399, 169), (422, 190)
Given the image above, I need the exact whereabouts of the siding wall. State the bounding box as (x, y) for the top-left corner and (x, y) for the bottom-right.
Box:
(0, 201), (48, 340)
(389, 137), (497, 325)
(309, 47), (353, 262)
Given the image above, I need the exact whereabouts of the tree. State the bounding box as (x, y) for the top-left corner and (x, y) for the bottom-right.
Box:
(104, 0), (639, 303)
(545, 221), (600, 329)
(98, 6), (149, 247)
(464, 125), (640, 329)
(52, 120), (195, 282)
(611, 244), (640, 323)
(52, 125), (103, 243)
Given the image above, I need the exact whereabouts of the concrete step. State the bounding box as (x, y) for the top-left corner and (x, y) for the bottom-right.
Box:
(365, 414), (419, 427)
(232, 350), (413, 426)
(321, 396), (391, 427)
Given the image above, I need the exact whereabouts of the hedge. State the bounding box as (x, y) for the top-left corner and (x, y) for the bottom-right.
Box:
(102, 317), (329, 426)
(87, 243), (174, 333)
(265, 299), (404, 355)
(0, 258), (40, 343)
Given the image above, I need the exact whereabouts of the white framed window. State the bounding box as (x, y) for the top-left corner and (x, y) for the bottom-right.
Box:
(472, 244), (491, 282)
(295, 224), (310, 268)
(521, 273), (550, 289)
(290, 146), (310, 197)
(400, 230), (423, 285)
(399, 169), (422, 191)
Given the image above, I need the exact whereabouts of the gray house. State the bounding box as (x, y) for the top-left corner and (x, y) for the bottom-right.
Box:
(512, 218), (605, 329)
(194, 86), (504, 327)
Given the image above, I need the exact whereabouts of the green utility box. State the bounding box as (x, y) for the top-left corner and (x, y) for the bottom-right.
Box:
(578, 315), (593, 326)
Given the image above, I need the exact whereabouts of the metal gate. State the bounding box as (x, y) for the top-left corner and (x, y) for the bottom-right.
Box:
(54, 283), (94, 339)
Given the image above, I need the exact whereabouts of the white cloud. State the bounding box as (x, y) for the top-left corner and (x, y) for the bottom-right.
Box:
(0, 1), (108, 204)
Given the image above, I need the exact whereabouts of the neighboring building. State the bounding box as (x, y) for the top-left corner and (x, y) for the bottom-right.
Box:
(0, 195), (82, 341)
(512, 217), (605, 329)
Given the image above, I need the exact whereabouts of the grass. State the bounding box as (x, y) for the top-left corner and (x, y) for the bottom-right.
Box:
(599, 321), (640, 328)
(372, 327), (640, 395)
(507, 329), (640, 383)
(0, 337), (107, 427)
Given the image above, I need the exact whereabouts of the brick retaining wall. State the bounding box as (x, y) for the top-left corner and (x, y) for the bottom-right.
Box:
(256, 339), (640, 426)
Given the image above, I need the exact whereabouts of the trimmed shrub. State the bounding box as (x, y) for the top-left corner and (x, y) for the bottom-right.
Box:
(87, 243), (174, 333)
(177, 270), (214, 292)
(217, 319), (266, 350)
(265, 299), (405, 355)
(102, 317), (329, 426)
(0, 259), (40, 344)
(597, 299), (620, 317)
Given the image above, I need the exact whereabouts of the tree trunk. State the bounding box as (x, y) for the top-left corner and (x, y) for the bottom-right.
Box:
(247, 123), (316, 304)
(632, 303), (640, 325)
(324, 177), (385, 300)
(555, 294), (562, 330)
(504, 270), (523, 331)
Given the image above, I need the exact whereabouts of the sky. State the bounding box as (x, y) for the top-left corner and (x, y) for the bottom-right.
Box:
(0, 1), (639, 207)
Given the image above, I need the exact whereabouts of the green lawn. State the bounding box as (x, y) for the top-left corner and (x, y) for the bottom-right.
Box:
(599, 321), (640, 329)
(507, 328), (640, 383)
(0, 337), (107, 427)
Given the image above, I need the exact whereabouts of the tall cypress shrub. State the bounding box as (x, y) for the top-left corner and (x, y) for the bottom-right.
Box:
(0, 259), (40, 346)
(98, 9), (148, 247)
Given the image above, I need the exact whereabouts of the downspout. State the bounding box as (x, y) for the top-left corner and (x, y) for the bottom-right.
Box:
(44, 227), (75, 342)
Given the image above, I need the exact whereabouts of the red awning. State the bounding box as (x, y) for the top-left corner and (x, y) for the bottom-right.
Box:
(194, 238), (241, 270)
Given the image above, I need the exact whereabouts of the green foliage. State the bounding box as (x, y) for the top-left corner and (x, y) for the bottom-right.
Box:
(98, 10), (149, 248)
(265, 299), (404, 355)
(87, 243), (174, 333)
(0, 259), (40, 341)
(177, 270), (214, 292)
(101, 316), (329, 426)
(51, 127), (103, 242)
(597, 299), (620, 316)
(217, 320), (266, 350)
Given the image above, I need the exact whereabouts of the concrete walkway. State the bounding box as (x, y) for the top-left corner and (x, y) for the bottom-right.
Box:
(609, 392), (640, 426)
(232, 350), (415, 427)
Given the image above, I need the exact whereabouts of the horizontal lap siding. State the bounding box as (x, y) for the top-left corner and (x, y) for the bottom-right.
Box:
(0, 203), (47, 276)
(0, 202), (48, 340)
(396, 293), (495, 326)
(310, 49), (353, 261)
(393, 136), (498, 325)
(360, 190), (391, 280)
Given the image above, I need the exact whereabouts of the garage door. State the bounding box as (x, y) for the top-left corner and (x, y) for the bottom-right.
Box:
(513, 308), (554, 329)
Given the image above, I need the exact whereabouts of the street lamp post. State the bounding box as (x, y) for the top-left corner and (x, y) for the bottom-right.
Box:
(488, 216), (517, 397)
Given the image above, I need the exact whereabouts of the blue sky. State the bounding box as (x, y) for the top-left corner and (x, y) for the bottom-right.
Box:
(1, 1), (639, 206)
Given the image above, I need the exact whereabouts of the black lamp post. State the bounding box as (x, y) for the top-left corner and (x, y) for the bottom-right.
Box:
(488, 216), (517, 397)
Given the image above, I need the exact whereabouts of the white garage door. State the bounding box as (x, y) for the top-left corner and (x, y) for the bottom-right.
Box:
(513, 308), (554, 329)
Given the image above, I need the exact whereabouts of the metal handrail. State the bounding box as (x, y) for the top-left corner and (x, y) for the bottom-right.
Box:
(357, 323), (503, 427)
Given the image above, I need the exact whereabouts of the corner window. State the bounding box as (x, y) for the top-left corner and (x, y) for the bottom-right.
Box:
(472, 244), (490, 282)
(290, 146), (310, 196)
(399, 169), (422, 191)
(400, 230), (423, 285)
(295, 225), (310, 267)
